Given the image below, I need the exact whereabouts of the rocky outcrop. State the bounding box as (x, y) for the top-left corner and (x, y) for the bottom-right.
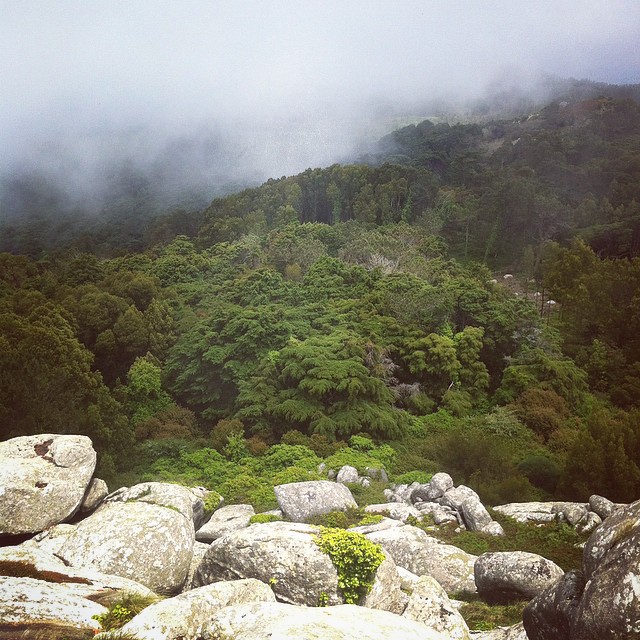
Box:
(475, 551), (564, 603)
(193, 521), (404, 611)
(110, 579), (275, 640)
(205, 602), (449, 640)
(195, 503), (254, 542)
(0, 576), (105, 639)
(365, 524), (477, 594)
(274, 480), (357, 522)
(79, 477), (109, 514)
(402, 575), (471, 640)
(472, 622), (528, 639)
(524, 497), (640, 639)
(58, 484), (195, 594)
(364, 502), (422, 523)
(0, 434), (96, 535)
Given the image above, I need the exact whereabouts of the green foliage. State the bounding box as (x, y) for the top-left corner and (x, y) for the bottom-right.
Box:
(457, 595), (528, 631)
(393, 470), (433, 485)
(314, 527), (386, 604)
(92, 593), (158, 631)
(249, 513), (282, 524)
(323, 445), (395, 475)
(203, 491), (223, 517)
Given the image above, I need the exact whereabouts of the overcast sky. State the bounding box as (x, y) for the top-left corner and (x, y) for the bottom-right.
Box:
(1, 1), (639, 200)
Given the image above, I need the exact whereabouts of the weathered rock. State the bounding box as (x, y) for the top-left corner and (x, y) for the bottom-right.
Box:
(79, 477), (109, 514)
(365, 467), (389, 483)
(522, 570), (585, 640)
(493, 502), (587, 525)
(415, 502), (459, 524)
(195, 503), (255, 542)
(575, 511), (602, 535)
(441, 485), (481, 511)
(392, 481), (421, 503)
(0, 434), (96, 535)
(558, 504), (588, 527)
(193, 521), (402, 611)
(104, 481), (197, 522)
(460, 497), (504, 535)
(58, 500), (194, 594)
(0, 576), (105, 638)
(359, 477), (371, 488)
(365, 524), (477, 594)
(413, 473), (454, 503)
(274, 480), (357, 522)
(0, 545), (155, 603)
(111, 579), (276, 640)
(403, 575), (470, 640)
(207, 602), (448, 640)
(183, 541), (210, 593)
(348, 516), (405, 535)
(409, 482), (432, 503)
(365, 502), (422, 523)
(336, 465), (359, 484)
(472, 622), (528, 639)
(396, 566), (421, 592)
(572, 499), (640, 639)
(475, 551), (564, 603)
(20, 523), (77, 555)
(588, 494), (616, 520)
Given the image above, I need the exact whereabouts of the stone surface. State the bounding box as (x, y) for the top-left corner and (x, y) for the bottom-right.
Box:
(441, 485), (481, 511)
(576, 511), (602, 535)
(365, 467), (389, 483)
(58, 500), (194, 594)
(0, 434), (96, 535)
(206, 602), (448, 640)
(413, 473), (454, 503)
(20, 523), (77, 555)
(0, 576), (105, 638)
(475, 551), (564, 603)
(461, 496), (503, 535)
(523, 570), (585, 640)
(0, 545), (155, 603)
(274, 480), (357, 522)
(104, 481), (197, 521)
(183, 541), (210, 593)
(195, 503), (254, 542)
(472, 622), (528, 639)
(588, 494), (616, 520)
(403, 575), (470, 640)
(112, 579), (275, 640)
(79, 477), (109, 513)
(558, 504), (588, 526)
(396, 566), (421, 592)
(336, 465), (359, 484)
(493, 502), (587, 525)
(193, 521), (402, 611)
(361, 555), (407, 614)
(364, 502), (422, 523)
(365, 524), (477, 594)
(415, 501), (459, 524)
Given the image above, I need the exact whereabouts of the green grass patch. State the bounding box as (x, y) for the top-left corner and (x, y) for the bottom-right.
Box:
(455, 594), (528, 631)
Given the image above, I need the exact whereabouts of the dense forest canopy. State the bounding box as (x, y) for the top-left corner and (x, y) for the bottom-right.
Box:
(2, 85), (640, 505)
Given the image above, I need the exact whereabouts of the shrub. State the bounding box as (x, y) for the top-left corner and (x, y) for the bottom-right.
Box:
(393, 470), (433, 485)
(92, 593), (158, 631)
(517, 454), (562, 493)
(270, 465), (323, 486)
(346, 480), (389, 507)
(249, 513), (282, 524)
(349, 435), (375, 451)
(314, 527), (385, 604)
(210, 418), (245, 453)
(217, 474), (277, 511)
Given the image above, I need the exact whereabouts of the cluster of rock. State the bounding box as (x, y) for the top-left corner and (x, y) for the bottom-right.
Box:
(493, 495), (621, 535)
(1, 433), (638, 640)
(379, 471), (505, 535)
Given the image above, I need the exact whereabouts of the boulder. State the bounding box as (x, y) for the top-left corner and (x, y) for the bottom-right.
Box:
(403, 575), (470, 640)
(412, 473), (454, 503)
(196, 503), (255, 542)
(396, 566), (421, 592)
(0, 576), (105, 638)
(20, 523), (76, 555)
(492, 502), (587, 525)
(58, 499), (194, 594)
(441, 485), (481, 511)
(79, 477), (109, 514)
(472, 622), (528, 639)
(111, 579), (276, 640)
(414, 502), (458, 525)
(475, 551), (564, 603)
(572, 499), (640, 639)
(558, 504), (588, 527)
(575, 511), (602, 535)
(461, 497), (504, 535)
(364, 502), (422, 523)
(193, 521), (403, 611)
(365, 467), (389, 483)
(336, 465), (359, 484)
(588, 494), (616, 520)
(0, 545), (155, 603)
(523, 570), (585, 640)
(365, 524), (477, 594)
(0, 434), (96, 535)
(183, 541), (210, 592)
(348, 517), (405, 535)
(274, 480), (357, 522)
(206, 602), (448, 640)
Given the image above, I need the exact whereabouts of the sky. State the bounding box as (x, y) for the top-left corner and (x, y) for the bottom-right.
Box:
(1, 0), (639, 211)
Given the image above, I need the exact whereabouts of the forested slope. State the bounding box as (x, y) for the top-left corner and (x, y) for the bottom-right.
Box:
(2, 93), (640, 505)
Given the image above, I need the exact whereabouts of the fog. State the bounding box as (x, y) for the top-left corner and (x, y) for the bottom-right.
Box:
(1, 0), (639, 220)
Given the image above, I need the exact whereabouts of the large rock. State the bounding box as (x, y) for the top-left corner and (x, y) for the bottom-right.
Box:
(572, 499), (640, 639)
(523, 570), (585, 640)
(0, 545), (155, 603)
(441, 485), (481, 511)
(336, 465), (359, 484)
(588, 494), (616, 520)
(183, 541), (210, 593)
(20, 523), (77, 555)
(461, 497), (504, 536)
(193, 521), (403, 611)
(475, 551), (564, 603)
(411, 472), (454, 503)
(492, 502), (587, 525)
(0, 576), (106, 638)
(274, 480), (357, 522)
(79, 477), (109, 514)
(403, 575), (470, 640)
(58, 498), (194, 594)
(111, 579), (276, 640)
(365, 524), (477, 594)
(0, 434), (96, 535)
(364, 502), (422, 523)
(196, 503), (254, 542)
(472, 622), (528, 639)
(415, 502), (458, 525)
(207, 602), (448, 640)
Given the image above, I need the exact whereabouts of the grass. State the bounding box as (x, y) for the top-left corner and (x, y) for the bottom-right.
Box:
(455, 594), (528, 631)
(419, 511), (586, 571)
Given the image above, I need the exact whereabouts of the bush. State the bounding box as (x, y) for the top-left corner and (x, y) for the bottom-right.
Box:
(217, 474), (277, 511)
(210, 418), (245, 453)
(393, 470), (433, 485)
(270, 466), (323, 486)
(249, 513), (282, 524)
(92, 592), (158, 631)
(517, 454), (562, 493)
(346, 480), (389, 507)
(314, 527), (386, 604)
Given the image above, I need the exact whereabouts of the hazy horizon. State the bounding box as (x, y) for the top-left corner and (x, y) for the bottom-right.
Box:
(2, 1), (639, 218)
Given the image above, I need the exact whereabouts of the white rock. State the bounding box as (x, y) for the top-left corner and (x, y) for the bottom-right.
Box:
(365, 503), (422, 523)
(196, 503), (255, 542)
(336, 465), (360, 484)
(274, 480), (357, 522)
(79, 477), (109, 513)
